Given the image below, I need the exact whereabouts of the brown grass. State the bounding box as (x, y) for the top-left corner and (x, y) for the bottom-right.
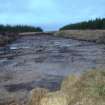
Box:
(55, 30), (105, 43)
(28, 88), (49, 105)
(28, 69), (105, 105)
(61, 69), (105, 105)
(40, 91), (69, 105)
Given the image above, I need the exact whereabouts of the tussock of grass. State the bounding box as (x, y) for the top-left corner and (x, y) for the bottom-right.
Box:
(61, 69), (105, 105)
(40, 91), (69, 105)
(28, 88), (49, 105)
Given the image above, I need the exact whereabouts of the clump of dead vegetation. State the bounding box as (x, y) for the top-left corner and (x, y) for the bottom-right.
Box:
(61, 69), (105, 105)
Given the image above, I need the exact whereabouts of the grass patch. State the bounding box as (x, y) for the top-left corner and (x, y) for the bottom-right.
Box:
(61, 69), (105, 105)
(29, 69), (105, 105)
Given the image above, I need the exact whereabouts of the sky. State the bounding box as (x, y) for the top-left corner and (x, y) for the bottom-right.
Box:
(0, 0), (105, 31)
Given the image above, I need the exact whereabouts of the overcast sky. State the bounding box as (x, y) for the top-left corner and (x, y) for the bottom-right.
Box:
(0, 0), (105, 31)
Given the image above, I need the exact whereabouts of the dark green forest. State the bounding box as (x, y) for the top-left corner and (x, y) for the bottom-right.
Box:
(60, 18), (105, 30)
(0, 25), (43, 33)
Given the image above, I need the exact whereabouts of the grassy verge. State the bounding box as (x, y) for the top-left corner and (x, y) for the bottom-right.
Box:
(55, 30), (105, 43)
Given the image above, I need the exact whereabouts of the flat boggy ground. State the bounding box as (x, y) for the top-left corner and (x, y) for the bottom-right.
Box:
(0, 34), (105, 104)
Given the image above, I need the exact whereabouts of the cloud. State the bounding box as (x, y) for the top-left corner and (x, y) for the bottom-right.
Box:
(0, 0), (105, 30)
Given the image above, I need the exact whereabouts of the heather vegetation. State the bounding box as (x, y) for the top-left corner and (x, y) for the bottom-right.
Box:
(60, 18), (105, 30)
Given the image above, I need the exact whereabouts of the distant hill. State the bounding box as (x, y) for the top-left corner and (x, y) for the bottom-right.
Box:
(60, 18), (105, 30)
(0, 25), (43, 33)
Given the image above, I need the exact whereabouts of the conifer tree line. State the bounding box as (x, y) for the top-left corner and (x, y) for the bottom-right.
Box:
(60, 18), (105, 30)
(0, 25), (43, 33)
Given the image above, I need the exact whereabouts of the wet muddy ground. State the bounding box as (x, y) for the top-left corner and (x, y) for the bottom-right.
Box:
(0, 34), (105, 104)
